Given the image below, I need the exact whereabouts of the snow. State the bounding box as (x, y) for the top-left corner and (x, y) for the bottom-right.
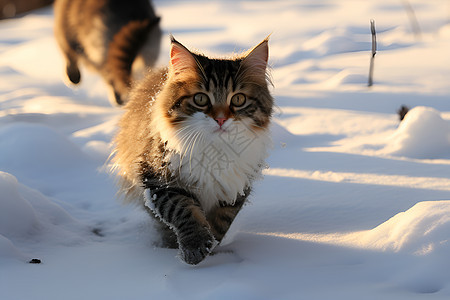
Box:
(0, 172), (38, 239)
(382, 106), (450, 159)
(1, 0), (450, 299)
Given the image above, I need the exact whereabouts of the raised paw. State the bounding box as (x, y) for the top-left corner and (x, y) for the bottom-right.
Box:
(178, 227), (218, 265)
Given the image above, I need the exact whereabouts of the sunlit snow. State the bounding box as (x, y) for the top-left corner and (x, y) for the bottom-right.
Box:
(1, 1), (450, 299)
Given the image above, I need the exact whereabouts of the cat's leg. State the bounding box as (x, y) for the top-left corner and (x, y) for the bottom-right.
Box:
(103, 39), (133, 106)
(104, 20), (152, 105)
(65, 55), (81, 85)
(145, 188), (217, 265)
(147, 210), (178, 249)
(55, 35), (81, 84)
(206, 194), (247, 243)
(54, 1), (81, 86)
(134, 20), (162, 75)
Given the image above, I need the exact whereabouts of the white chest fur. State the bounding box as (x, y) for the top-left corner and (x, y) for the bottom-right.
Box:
(155, 112), (271, 213)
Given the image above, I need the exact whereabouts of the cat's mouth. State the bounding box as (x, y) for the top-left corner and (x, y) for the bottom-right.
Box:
(213, 127), (228, 133)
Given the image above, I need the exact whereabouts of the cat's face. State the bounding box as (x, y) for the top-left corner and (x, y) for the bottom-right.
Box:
(147, 38), (273, 204)
(160, 38), (273, 142)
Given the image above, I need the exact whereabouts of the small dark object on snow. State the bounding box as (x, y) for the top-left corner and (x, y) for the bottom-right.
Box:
(398, 105), (410, 121)
(29, 258), (41, 264)
(92, 228), (104, 237)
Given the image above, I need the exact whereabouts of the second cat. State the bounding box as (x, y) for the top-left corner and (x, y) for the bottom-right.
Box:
(54, 0), (162, 105)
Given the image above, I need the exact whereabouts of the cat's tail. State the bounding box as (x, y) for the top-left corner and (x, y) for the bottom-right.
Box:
(104, 17), (161, 105)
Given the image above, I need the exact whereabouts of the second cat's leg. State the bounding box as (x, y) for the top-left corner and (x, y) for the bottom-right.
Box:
(65, 55), (81, 84)
(104, 20), (152, 105)
(55, 36), (81, 85)
(103, 38), (133, 106)
(54, 4), (81, 86)
(145, 188), (217, 265)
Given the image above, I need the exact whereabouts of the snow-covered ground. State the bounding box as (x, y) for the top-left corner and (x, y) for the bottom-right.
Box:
(1, 0), (450, 299)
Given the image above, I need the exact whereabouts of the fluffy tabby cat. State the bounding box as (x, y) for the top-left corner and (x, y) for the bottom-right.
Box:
(54, 0), (161, 105)
(113, 36), (273, 265)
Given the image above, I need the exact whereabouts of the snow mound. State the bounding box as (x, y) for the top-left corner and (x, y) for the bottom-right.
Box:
(382, 106), (450, 159)
(277, 201), (450, 255)
(357, 200), (450, 254)
(0, 172), (38, 239)
(0, 171), (90, 261)
(0, 234), (28, 262)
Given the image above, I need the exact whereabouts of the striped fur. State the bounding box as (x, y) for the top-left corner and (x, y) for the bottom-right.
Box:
(113, 37), (273, 265)
(54, 0), (161, 105)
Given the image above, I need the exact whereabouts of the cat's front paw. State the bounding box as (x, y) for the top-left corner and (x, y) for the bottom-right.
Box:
(178, 227), (217, 265)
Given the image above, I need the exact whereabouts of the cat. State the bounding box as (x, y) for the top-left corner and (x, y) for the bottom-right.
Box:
(112, 36), (273, 265)
(54, 0), (162, 105)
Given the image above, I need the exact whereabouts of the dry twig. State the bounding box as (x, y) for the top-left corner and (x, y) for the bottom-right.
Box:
(368, 19), (377, 87)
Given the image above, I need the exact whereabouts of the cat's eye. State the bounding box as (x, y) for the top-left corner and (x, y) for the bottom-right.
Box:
(231, 93), (246, 107)
(193, 93), (210, 107)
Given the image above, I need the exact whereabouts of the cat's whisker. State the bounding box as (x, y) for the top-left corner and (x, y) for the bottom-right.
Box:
(178, 127), (198, 155)
(177, 128), (195, 145)
(174, 124), (195, 137)
(180, 136), (196, 170)
(176, 125), (206, 175)
(188, 131), (204, 173)
(181, 130), (201, 171)
(177, 132), (197, 173)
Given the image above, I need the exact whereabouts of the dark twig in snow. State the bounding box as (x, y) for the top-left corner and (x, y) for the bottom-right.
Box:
(368, 19), (377, 87)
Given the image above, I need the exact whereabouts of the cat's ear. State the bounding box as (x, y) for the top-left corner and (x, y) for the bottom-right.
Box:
(169, 36), (198, 75)
(241, 37), (269, 78)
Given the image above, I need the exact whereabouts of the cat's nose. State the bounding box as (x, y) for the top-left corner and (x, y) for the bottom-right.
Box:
(215, 117), (228, 127)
